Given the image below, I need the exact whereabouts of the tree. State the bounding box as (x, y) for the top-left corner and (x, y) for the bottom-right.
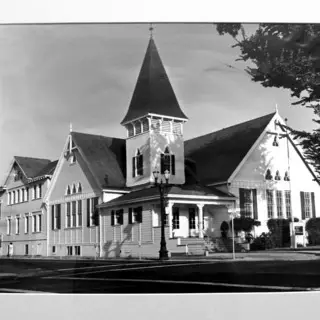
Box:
(216, 24), (320, 179)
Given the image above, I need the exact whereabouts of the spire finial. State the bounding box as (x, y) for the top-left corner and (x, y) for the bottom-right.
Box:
(69, 122), (73, 133)
(149, 23), (154, 38)
(275, 103), (278, 113)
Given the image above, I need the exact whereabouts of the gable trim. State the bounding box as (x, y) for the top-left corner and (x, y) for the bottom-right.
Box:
(228, 113), (278, 183)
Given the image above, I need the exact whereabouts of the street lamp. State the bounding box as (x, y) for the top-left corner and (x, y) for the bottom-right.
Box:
(153, 168), (170, 260)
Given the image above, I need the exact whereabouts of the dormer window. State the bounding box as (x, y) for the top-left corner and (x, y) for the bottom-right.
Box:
(284, 171), (290, 181)
(161, 146), (175, 175)
(275, 170), (281, 180)
(273, 135), (279, 146)
(265, 169), (273, 180)
(132, 149), (143, 178)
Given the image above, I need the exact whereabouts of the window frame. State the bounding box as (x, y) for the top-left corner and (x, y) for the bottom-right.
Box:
(276, 190), (283, 218)
(266, 189), (274, 219)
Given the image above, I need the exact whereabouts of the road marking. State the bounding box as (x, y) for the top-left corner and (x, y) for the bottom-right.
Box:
(0, 288), (54, 294)
(42, 276), (318, 292)
(44, 261), (219, 278)
(57, 262), (160, 272)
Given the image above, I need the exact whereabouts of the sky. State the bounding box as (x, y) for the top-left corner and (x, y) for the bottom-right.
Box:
(0, 23), (316, 184)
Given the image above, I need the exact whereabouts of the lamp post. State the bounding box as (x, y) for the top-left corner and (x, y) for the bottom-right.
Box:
(153, 169), (170, 260)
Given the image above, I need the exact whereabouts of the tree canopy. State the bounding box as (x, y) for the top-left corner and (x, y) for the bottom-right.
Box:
(216, 24), (320, 179)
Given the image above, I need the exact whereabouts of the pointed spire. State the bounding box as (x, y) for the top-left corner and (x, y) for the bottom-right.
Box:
(121, 35), (188, 125)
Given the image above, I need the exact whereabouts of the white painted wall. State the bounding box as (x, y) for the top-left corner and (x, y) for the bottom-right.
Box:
(230, 113), (320, 236)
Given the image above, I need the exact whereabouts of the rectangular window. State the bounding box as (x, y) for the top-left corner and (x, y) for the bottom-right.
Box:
(8, 192), (11, 205)
(7, 218), (11, 235)
(72, 201), (77, 227)
(74, 246), (81, 256)
(17, 190), (20, 203)
(52, 246), (56, 254)
(38, 214), (42, 232)
(56, 204), (61, 229)
(304, 192), (311, 219)
(16, 217), (20, 234)
(39, 184), (42, 198)
(25, 215), (29, 234)
(115, 209), (124, 225)
(25, 188), (29, 201)
(189, 208), (196, 229)
(133, 206), (142, 223)
(21, 189), (25, 202)
(91, 197), (99, 226)
(285, 191), (292, 218)
(78, 200), (82, 227)
(240, 188), (258, 218)
(66, 202), (71, 228)
(25, 244), (29, 255)
(173, 207), (180, 229)
(32, 215), (36, 232)
(32, 186), (36, 200)
(266, 190), (274, 219)
(67, 246), (73, 256)
(12, 191), (16, 204)
(276, 190), (283, 218)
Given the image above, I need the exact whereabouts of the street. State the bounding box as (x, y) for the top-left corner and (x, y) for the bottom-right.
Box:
(2, 255), (320, 293)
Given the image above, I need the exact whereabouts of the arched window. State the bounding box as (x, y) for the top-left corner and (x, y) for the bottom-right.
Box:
(66, 185), (71, 195)
(132, 149), (143, 177)
(275, 170), (281, 180)
(265, 169), (273, 180)
(72, 184), (77, 194)
(77, 182), (82, 193)
(161, 146), (175, 175)
(284, 171), (290, 181)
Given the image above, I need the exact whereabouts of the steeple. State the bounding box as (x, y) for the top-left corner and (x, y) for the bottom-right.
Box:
(121, 36), (188, 125)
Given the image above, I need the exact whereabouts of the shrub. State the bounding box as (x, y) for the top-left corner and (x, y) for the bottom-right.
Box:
(267, 218), (291, 248)
(306, 218), (320, 245)
(230, 217), (261, 233)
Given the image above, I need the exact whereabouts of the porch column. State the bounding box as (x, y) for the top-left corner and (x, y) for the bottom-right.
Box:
(167, 201), (174, 238)
(197, 204), (204, 239)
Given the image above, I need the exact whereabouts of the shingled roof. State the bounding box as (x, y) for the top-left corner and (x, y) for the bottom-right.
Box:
(14, 156), (52, 179)
(121, 37), (188, 124)
(71, 132), (126, 189)
(184, 112), (276, 185)
(36, 160), (58, 177)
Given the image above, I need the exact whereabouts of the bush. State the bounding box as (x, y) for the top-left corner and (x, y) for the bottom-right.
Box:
(230, 217), (261, 233)
(267, 218), (291, 248)
(306, 218), (320, 245)
(250, 232), (273, 251)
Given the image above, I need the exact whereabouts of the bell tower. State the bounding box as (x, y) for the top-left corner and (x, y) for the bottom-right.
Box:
(121, 30), (188, 188)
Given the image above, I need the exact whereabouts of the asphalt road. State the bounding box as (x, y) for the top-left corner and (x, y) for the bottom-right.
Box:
(1, 258), (320, 293)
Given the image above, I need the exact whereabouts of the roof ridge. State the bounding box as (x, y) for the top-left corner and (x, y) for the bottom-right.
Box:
(186, 112), (276, 143)
(71, 131), (125, 141)
(14, 155), (51, 161)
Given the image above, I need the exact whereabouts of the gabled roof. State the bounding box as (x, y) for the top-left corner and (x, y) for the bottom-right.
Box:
(36, 160), (58, 177)
(99, 184), (235, 208)
(71, 132), (126, 189)
(184, 113), (276, 185)
(14, 156), (52, 179)
(121, 37), (188, 125)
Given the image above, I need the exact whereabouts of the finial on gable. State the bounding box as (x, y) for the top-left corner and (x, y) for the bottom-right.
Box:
(275, 103), (278, 113)
(69, 122), (73, 133)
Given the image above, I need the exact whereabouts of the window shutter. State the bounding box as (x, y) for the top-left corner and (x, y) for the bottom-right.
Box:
(160, 154), (165, 174)
(132, 157), (136, 177)
(300, 192), (306, 220)
(51, 205), (55, 230)
(119, 209), (124, 225)
(311, 192), (316, 218)
(171, 154), (175, 175)
(138, 206), (143, 223)
(111, 210), (115, 226)
(57, 204), (61, 229)
(137, 154), (143, 175)
(239, 188), (245, 217)
(128, 208), (133, 224)
(252, 189), (258, 220)
(87, 199), (91, 227)
(93, 197), (99, 226)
